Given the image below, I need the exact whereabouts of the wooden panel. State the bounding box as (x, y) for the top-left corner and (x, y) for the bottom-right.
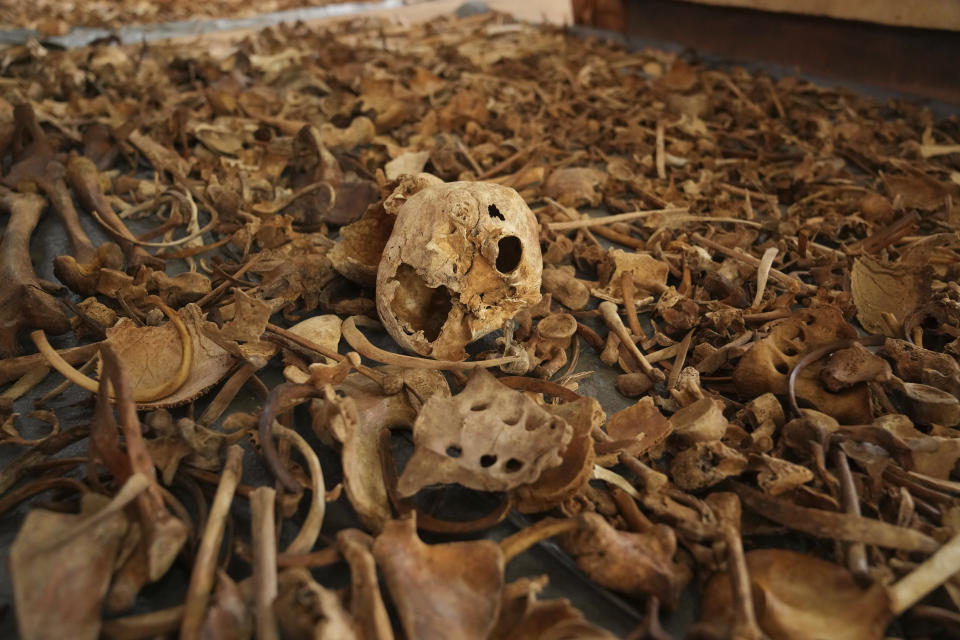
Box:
(678, 0), (960, 31)
(612, 0), (960, 104)
(572, 0), (627, 30)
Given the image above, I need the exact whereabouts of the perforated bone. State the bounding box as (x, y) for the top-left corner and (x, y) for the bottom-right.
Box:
(397, 369), (573, 496)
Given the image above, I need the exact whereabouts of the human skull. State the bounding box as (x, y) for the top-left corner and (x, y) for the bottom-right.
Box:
(376, 180), (542, 361)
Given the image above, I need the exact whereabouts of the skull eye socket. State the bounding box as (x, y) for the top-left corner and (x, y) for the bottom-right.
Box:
(496, 236), (522, 273)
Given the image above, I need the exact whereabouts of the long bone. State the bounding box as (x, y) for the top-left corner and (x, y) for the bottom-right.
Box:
(0, 186), (69, 356)
(5, 103), (97, 263)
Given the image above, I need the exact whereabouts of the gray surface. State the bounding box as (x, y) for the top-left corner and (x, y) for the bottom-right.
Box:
(0, 0), (401, 48)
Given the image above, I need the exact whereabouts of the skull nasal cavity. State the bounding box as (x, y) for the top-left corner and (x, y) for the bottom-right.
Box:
(488, 204), (504, 220)
(496, 236), (522, 273)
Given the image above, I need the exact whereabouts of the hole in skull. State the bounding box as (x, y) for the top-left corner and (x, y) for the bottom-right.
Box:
(774, 362), (790, 375)
(496, 236), (523, 273)
(446, 445), (462, 458)
(470, 403), (489, 411)
(480, 454), (497, 467)
(389, 263), (453, 343)
(504, 458), (524, 472)
(781, 343), (800, 356)
(488, 204), (505, 220)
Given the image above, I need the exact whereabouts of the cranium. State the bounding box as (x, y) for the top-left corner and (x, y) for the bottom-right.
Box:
(376, 179), (542, 361)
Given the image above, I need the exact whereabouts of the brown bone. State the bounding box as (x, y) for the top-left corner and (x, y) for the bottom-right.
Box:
(0, 186), (70, 356)
(5, 104), (97, 264)
(66, 155), (164, 271)
(732, 307), (872, 424)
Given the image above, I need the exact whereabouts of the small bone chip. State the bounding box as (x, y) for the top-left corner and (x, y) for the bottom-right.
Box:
(397, 369), (572, 496)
